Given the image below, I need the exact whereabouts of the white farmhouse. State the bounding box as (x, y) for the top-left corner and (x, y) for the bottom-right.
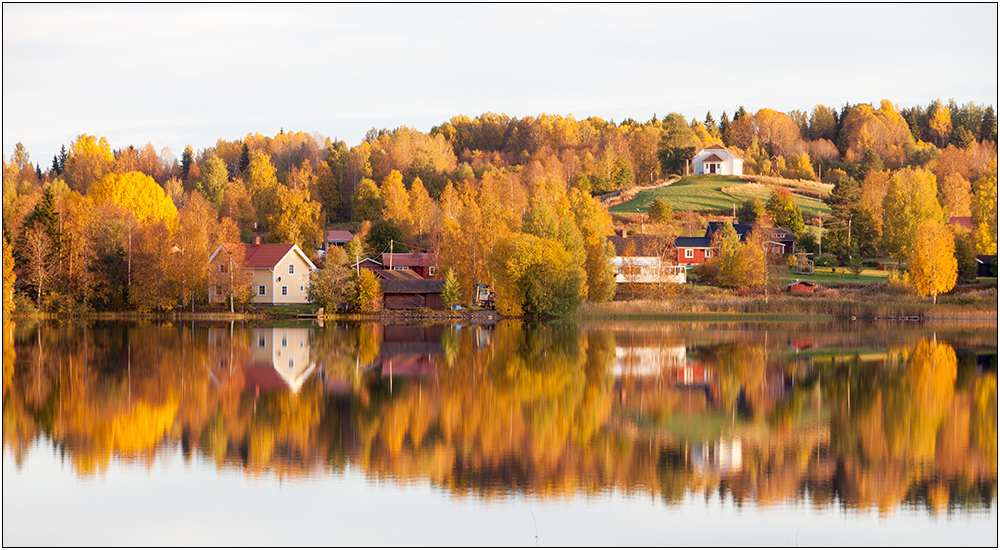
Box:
(692, 145), (743, 176)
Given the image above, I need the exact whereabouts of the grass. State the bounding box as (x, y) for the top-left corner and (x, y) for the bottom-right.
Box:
(257, 303), (323, 317)
(609, 175), (832, 217)
(576, 284), (997, 321)
(779, 267), (890, 285)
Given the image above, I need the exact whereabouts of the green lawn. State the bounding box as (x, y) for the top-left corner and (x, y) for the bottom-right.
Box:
(610, 175), (831, 217)
(779, 266), (889, 285)
(257, 303), (321, 316)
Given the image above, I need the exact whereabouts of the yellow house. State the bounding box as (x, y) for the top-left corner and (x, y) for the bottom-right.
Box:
(208, 239), (317, 305)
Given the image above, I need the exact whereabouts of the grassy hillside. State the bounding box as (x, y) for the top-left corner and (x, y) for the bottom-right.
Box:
(609, 175), (832, 217)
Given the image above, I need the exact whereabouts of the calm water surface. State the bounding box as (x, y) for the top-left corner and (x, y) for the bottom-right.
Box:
(3, 319), (996, 546)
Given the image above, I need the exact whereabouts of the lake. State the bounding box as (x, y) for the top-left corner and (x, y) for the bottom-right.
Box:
(3, 319), (996, 547)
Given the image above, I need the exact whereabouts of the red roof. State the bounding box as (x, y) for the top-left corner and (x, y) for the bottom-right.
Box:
(949, 217), (974, 231)
(218, 243), (295, 268)
(241, 364), (290, 392)
(325, 230), (354, 242)
(703, 153), (724, 162)
(244, 243), (295, 268)
(381, 252), (438, 268)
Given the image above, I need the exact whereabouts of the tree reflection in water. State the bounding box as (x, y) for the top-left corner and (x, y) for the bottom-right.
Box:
(3, 319), (996, 514)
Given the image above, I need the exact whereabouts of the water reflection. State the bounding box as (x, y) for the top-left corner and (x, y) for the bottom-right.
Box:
(3, 319), (996, 515)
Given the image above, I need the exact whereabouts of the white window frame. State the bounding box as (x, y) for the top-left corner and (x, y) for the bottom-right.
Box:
(684, 249), (694, 259)
(288, 263), (295, 275)
(258, 285), (266, 296)
(281, 285), (288, 296)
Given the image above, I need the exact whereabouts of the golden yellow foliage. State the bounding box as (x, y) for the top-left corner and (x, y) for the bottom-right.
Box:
(908, 220), (957, 302)
(89, 171), (178, 229)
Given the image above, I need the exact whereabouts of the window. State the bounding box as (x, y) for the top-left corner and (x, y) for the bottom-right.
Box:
(258, 335), (266, 348)
(684, 249), (694, 259)
(288, 357), (294, 370)
(281, 335), (287, 347)
(392, 266), (408, 271)
(288, 264), (295, 275)
(300, 285), (304, 293)
(215, 286), (222, 295)
(219, 263), (227, 273)
(429, 266), (438, 277)
(258, 285), (266, 296)
(281, 285), (288, 296)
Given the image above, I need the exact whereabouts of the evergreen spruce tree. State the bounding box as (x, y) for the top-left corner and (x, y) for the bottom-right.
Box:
(719, 111), (732, 146)
(980, 106), (997, 143)
(181, 145), (194, 180)
(239, 143), (251, 175)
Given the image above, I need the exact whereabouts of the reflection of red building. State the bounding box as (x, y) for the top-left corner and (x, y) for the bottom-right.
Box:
(788, 336), (815, 352)
(379, 325), (445, 379)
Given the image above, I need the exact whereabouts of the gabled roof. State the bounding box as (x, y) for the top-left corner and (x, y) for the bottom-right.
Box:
(379, 269), (424, 281)
(210, 243), (317, 270)
(696, 144), (744, 160)
(705, 222), (753, 241)
(325, 230), (354, 242)
(382, 252), (438, 268)
(607, 234), (671, 257)
(762, 227), (796, 242)
(244, 244), (295, 268)
(674, 237), (713, 248)
(352, 257), (383, 269)
(703, 153), (724, 163)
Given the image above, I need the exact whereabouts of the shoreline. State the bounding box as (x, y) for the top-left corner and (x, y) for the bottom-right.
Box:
(9, 290), (996, 325)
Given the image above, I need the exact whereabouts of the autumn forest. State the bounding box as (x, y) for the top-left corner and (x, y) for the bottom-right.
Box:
(3, 99), (998, 316)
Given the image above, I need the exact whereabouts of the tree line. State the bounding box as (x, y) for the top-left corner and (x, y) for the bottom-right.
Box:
(3, 98), (997, 315)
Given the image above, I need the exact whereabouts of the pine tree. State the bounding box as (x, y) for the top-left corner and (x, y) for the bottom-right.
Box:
(58, 145), (68, 173)
(979, 106), (997, 143)
(719, 111), (732, 146)
(239, 143), (250, 175)
(704, 111), (718, 137)
(19, 186), (61, 253)
(181, 145), (194, 180)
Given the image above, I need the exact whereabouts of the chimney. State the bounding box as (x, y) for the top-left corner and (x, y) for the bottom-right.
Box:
(621, 228), (628, 238)
(252, 235), (262, 246)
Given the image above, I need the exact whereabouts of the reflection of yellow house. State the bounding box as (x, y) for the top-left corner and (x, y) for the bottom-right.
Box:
(249, 328), (316, 393)
(208, 239), (317, 305)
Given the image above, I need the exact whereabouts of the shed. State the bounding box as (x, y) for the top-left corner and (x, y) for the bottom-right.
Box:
(786, 281), (816, 295)
(381, 278), (446, 310)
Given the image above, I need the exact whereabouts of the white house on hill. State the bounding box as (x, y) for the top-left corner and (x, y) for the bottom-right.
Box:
(692, 145), (743, 176)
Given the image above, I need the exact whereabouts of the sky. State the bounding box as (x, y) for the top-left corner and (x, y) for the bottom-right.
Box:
(3, 3), (997, 167)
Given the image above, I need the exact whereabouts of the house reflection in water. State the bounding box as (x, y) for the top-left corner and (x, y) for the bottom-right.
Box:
(691, 439), (743, 474)
(245, 327), (317, 394)
(378, 325), (445, 379)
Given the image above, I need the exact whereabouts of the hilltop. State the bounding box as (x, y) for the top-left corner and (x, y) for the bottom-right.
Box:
(609, 175), (832, 217)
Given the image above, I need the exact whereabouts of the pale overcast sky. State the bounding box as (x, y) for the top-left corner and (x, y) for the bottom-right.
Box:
(3, 3), (997, 166)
